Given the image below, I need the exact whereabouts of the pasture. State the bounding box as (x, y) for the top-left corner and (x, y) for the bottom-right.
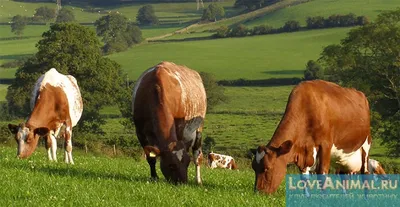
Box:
(244, 0), (400, 28)
(109, 27), (350, 80)
(0, 146), (287, 206)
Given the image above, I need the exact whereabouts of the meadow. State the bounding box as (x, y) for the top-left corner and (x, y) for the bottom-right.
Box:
(0, 0), (399, 205)
(0, 146), (287, 206)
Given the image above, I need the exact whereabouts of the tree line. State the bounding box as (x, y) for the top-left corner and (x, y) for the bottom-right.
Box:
(213, 13), (369, 38)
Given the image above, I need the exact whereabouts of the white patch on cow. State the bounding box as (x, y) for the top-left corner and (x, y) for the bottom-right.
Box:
(303, 147), (318, 175)
(361, 136), (370, 173)
(132, 67), (155, 108)
(32, 68), (83, 127)
(368, 159), (379, 173)
(255, 151), (265, 164)
(330, 136), (370, 173)
(172, 148), (184, 161)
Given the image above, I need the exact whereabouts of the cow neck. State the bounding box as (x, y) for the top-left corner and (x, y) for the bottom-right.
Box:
(267, 100), (307, 163)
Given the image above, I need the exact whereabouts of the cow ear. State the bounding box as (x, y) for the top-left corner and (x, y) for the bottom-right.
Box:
(144, 146), (160, 158)
(8, 124), (19, 134)
(34, 127), (50, 137)
(278, 140), (293, 155)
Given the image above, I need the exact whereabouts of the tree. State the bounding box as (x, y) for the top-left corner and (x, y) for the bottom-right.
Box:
(34, 6), (56, 21)
(6, 23), (130, 135)
(201, 3), (225, 22)
(303, 60), (323, 80)
(56, 7), (75, 23)
(199, 72), (227, 110)
(319, 9), (400, 155)
(95, 13), (143, 54)
(136, 5), (159, 25)
(11, 15), (27, 36)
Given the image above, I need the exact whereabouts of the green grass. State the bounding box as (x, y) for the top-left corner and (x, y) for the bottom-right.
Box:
(0, 84), (8, 102)
(109, 27), (350, 80)
(0, 145), (286, 206)
(244, 0), (400, 28)
(0, 0), (238, 24)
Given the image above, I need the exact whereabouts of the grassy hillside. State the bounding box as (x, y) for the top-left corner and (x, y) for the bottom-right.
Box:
(0, 146), (286, 206)
(0, 0), (238, 23)
(245, 0), (400, 28)
(109, 27), (350, 80)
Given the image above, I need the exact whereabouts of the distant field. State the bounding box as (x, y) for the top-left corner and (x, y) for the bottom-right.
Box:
(109, 27), (350, 80)
(245, 0), (400, 28)
(0, 0), (238, 24)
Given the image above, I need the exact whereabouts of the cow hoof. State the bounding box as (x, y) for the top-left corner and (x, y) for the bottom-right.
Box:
(150, 177), (159, 182)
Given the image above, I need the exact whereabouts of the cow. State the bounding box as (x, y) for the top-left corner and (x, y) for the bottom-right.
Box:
(132, 61), (207, 184)
(208, 152), (238, 170)
(8, 68), (83, 164)
(251, 80), (371, 194)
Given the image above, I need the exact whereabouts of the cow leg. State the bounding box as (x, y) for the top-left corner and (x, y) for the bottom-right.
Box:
(64, 126), (74, 164)
(50, 133), (57, 161)
(147, 156), (159, 181)
(44, 135), (54, 161)
(317, 144), (332, 192)
(192, 130), (203, 184)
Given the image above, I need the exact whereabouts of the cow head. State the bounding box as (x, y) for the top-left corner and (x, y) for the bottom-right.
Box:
(251, 140), (293, 194)
(8, 123), (50, 159)
(144, 141), (190, 184)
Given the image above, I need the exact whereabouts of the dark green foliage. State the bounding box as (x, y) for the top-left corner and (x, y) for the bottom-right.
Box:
(199, 72), (227, 111)
(234, 0), (277, 10)
(201, 3), (225, 22)
(11, 15), (28, 36)
(203, 136), (216, 155)
(306, 16), (325, 29)
(6, 23), (130, 135)
(252, 24), (273, 35)
(319, 9), (400, 155)
(214, 26), (229, 38)
(282, 20), (300, 32)
(303, 60), (323, 80)
(34, 6), (56, 22)
(230, 24), (249, 37)
(95, 13), (143, 54)
(136, 5), (159, 25)
(55, 8), (75, 23)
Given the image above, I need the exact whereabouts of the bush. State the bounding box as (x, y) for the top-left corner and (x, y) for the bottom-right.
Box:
(214, 26), (229, 38)
(282, 20), (301, 32)
(34, 6), (56, 22)
(303, 60), (323, 80)
(230, 24), (249, 37)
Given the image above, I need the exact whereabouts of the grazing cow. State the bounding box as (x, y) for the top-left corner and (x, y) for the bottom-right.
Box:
(208, 152), (238, 170)
(251, 80), (371, 194)
(8, 68), (83, 164)
(132, 61), (207, 184)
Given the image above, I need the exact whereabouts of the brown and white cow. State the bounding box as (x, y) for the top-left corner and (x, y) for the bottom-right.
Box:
(251, 80), (371, 194)
(8, 68), (83, 164)
(132, 61), (207, 184)
(208, 152), (238, 170)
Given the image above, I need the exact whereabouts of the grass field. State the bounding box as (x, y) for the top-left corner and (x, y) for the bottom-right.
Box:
(0, 0), (238, 24)
(0, 146), (286, 206)
(244, 0), (400, 28)
(109, 27), (350, 80)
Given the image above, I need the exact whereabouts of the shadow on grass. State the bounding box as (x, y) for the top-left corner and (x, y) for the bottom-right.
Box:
(0, 54), (33, 61)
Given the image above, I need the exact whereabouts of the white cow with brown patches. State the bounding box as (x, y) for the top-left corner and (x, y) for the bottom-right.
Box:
(8, 68), (83, 164)
(208, 152), (238, 170)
